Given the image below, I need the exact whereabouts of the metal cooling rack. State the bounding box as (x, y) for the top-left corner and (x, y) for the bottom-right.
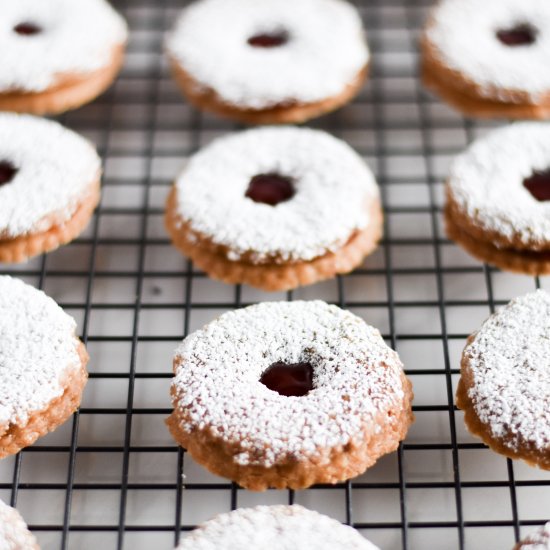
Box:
(1, 0), (550, 549)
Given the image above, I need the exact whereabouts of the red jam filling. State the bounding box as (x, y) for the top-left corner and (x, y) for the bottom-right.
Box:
(247, 30), (289, 48)
(260, 362), (314, 397)
(496, 24), (536, 46)
(14, 22), (42, 36)
(0, 161), (17, 187)
(523, 169), (550, 202)
(245, 173), (295, 206)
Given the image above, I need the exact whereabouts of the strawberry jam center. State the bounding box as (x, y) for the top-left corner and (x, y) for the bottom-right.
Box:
(248, 30), (289, 48)
(245, 173), (295, 206)
(523, 169), (550, 201)
(497, 24), (536, 46)
(0, 161), (17, 187)
(14, 22), (42, 36)
(260, 362), (314, 397)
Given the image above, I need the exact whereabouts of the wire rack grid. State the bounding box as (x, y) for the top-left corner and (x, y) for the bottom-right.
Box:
(1, 0), (550, 549)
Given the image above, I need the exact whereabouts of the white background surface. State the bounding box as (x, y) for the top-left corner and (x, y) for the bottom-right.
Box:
(1, 1), (549, 549)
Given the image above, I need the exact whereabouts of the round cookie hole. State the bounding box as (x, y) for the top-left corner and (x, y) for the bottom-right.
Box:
(245, 173), (295, 206)
(496, 23), (537, 46)
(13, 22), (42, 36)
(247, 30), (289, 48)
(523, 168), (550, 201)
(260, 361), (314, 397)
(0, 161), (17, 187)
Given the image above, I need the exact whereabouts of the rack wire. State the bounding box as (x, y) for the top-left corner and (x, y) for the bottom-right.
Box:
(1, 0), (550, 549)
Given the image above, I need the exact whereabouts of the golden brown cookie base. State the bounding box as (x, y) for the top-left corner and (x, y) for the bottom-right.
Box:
(445, 206), (550, 275)
(0, 44), (125, 115)
(513, 533), (547, 550)
(421, 36), (550, 120)
(444, 190), (550, 252)
(0, 179), (101, 264)
(456, 339), (550, 470)
(167, 371), (413, 491)
(0, 339), (89, 459)
(168, 57), (369, 124)
(165, 187), (383, 291)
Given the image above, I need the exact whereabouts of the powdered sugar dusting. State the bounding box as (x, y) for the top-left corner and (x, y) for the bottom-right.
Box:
(447, 122), (550, 249)
(176, 505), (379, 550)
(0, 276), (81, 429)
(463, 290), (550, 453)
(0, 113), (101, 238)
(426, 0), (550, 101)
(0, 499), (37, 550)
(166, 0), (369, 109)
(172, 300), (406, 467)
(517, 523), (550, 549)
(173, 127), (379, 263)
(0, 0), (127, 93)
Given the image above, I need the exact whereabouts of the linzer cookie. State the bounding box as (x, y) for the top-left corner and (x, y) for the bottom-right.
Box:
(165, 127), (382, 291)
(167, 301), (413, 491)
(457, 290), (550, 469)
(445, 123), (550, 275)
(421, 0), (550, 119)
(0, 276), (89, 458)
(165, 0), (369, 124)
(515, 523), (550, 549)
(0, 113), (101, 264)
(176, 505), (379, 550)
(0, 499), (38, 550)
(0, 0), (128, 115)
